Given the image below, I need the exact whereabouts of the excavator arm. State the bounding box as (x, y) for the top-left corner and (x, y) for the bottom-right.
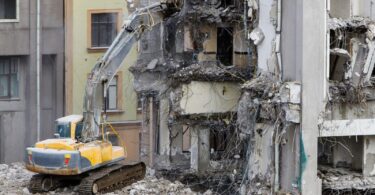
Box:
(81, 1), (182, 142)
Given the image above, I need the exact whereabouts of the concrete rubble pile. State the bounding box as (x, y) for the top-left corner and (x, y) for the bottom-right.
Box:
(0, 163), (211, 195)
(319, 166), (375, 192)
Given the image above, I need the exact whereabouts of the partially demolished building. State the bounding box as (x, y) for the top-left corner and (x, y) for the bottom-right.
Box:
(127, 0), (375, 194)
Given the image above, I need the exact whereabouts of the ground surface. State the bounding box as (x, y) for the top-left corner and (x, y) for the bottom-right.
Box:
(0, 163), (211, 195)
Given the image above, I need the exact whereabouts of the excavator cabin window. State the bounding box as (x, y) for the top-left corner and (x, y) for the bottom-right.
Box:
(56, 122), (83, 139)
(56, 123), (70, 138)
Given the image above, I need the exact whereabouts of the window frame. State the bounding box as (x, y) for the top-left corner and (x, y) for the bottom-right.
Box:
(0, 57), (19, 100)
(87, 9), (122, 51)
(103, 72), (123, 113)
(0, 0), (20, 23)
(106, 75), (118, 110)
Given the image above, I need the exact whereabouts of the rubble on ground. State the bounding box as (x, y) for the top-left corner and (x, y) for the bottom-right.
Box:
(328, 17), (372, 31)
(0, 163), (212, 195)
(319, 165), (375, 190)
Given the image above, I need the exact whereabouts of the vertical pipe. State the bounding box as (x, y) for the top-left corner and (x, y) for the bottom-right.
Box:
(149, 96), (154, 167)
(36, 0), (41, 141)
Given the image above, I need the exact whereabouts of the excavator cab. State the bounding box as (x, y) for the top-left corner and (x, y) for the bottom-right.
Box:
(54, 115), (83, 139)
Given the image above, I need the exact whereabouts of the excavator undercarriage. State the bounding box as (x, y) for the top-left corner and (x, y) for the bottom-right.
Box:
(29, 162), (146, 194)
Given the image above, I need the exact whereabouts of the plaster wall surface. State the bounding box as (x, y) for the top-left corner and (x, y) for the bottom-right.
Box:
(363, 136), (375, 176)
(179, 81), (241, 115)
(257, 0), (277, 73)
(67, 0), (139, 122)
(330, 0), (351, 18)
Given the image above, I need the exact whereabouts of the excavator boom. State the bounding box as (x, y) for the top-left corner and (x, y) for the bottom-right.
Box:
(81, 1), (180, 142)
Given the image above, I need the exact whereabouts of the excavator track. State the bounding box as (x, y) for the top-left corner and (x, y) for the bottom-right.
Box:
(28, 162), (146, 194)
(78, 162), (146, 195)
(28, 174), (62, 193)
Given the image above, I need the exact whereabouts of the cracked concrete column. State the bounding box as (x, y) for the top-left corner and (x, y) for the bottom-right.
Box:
(190, 125), (210, 172)
(159, 97), (170, 161)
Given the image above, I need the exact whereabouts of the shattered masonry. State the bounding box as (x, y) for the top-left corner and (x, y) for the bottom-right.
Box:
(127, 0), (375, 194)
(127, 0), (300, 194)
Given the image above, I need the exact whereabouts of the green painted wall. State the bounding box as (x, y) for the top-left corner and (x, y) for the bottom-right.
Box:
(70, 0), (138, 121)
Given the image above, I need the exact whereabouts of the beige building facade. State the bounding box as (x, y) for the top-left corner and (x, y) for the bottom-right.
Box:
(64, 0), (141, 161)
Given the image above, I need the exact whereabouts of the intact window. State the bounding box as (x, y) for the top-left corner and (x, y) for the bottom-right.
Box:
(0, 0), (17, 20)
(91, 12), (118, 48)
(0, 57), (19, 99)
(106, 77), (118, 110)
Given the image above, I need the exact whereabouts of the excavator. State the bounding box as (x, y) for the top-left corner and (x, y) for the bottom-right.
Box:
(24, 1), (182, 194)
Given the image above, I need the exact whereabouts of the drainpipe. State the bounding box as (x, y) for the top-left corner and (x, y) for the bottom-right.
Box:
(36, 0), (41, 141)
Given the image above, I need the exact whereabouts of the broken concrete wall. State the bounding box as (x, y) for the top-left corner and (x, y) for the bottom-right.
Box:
(237, 74), (301, 194)
(178, 81), (241, 115)
(255, 0), (279, 75)
(330, 0), (352, 19)
(130, 0), (252, 174)
(129, 0), (306, 194)
(363, 136), (375, 176)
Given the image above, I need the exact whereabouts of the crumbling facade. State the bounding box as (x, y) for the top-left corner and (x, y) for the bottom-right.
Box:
(319, 1), (375, 194)
(128, 0), (375, 194)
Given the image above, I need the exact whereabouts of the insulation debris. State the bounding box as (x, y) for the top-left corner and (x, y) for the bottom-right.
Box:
(171, 62), (252, 83)
(249, 28), (265, 45)
(330, 48), (351, 59)
(328, 17), (372, 31)
(328, 81), (369, 104)
(183, 0), (243, 24)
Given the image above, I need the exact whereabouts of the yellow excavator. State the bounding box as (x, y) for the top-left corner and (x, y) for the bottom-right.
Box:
(25, 1), (182, 194)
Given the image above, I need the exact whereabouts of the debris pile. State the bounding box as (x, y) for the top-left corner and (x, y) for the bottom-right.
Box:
(111, 177), (201, 195)
(172, 62), (251, 83)
(328, 17), (371, 31)
(0, 163), (34, 195)
(0, 163), (209, 195)
(183, 0), (243, 24)
(319, 166), (375, 193)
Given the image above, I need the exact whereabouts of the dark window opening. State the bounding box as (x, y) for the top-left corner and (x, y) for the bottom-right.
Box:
(0, 57), (19, 99)
(210, 130), (228, 160)
(137, 95), (143, 112)
(318, 137), (363, 171)
(221, 0), (233, 7)
(217, 27), (233, 66)
(91, 13), (118, 48)
(370, 63), (375, 78)
(0, 0), (16, 20)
